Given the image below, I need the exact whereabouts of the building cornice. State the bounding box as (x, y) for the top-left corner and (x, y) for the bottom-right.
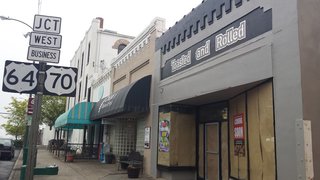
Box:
(111, 17), (165, 69)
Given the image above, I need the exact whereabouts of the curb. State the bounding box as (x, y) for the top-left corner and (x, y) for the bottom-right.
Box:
(8, 149), (23, 180)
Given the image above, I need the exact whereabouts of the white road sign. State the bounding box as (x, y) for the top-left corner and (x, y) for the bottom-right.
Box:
(29, 32), (62, 49)
(33, 15), (61, 34)
(2, 60), (39, 94)
(27, 46), (60, 63)
(44, 65), (77, 97)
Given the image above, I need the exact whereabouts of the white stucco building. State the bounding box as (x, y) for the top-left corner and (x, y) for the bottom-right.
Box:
(53, 17), (134, 146)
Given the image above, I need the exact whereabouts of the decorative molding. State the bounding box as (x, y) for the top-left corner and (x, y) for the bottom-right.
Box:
(156, 0), (251, 54)
(112, 39), (130, 49)
(113, 75), (126, 86)
(111, 17), (165, 70)
(130, 60), (150, 75)
(91, 68), (112, 88)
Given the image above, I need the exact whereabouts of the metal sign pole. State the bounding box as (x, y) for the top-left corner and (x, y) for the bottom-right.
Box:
(25, 62), (46, 180)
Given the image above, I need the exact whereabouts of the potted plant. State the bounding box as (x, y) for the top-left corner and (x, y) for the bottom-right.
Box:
(127, 165), (140, 178)
(66, 150), (76, 162)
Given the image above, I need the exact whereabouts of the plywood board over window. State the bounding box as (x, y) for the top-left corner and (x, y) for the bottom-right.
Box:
(221, 122), (229, 180)
(247, 82), (276, 180)
(229, 94), (248, 179)
(171, 111), (196, 166)
(157, 110), (196, 167)
(198, 124), (204, 178)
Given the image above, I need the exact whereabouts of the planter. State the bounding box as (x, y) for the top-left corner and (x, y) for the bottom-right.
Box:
(127, 166), (140, 178)
(66, 154), (74, 162)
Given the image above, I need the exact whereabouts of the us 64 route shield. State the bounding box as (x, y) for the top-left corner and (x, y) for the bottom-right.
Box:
(2, 60), (39, 94)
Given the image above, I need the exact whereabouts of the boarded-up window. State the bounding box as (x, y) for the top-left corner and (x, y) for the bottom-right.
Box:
(247, 82), (276, 180)
(229, 94), (248, 179)
(221, 122), (229, 180)
(158, 106), (196, 167)
(229, 81), (276, 180)
(198, 124), (204, 178)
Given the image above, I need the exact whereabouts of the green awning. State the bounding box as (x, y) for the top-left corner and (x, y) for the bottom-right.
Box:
(54, 102), (99, 129)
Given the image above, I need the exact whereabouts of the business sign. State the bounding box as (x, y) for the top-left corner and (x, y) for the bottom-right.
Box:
(161, 8), (272, 79)
(43, 65), (77, 97)
(2, 60), (39, 94)
(33, 15), (61, 34)
(27, 46), (60, 63)
(29, 32), (62, 49)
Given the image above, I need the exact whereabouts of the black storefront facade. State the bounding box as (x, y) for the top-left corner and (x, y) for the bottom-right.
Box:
(90, 75), (151, 157)
(151, 0), (319, 180)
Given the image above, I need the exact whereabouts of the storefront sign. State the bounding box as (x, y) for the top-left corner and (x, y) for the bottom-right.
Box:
(161, 8), (272, 79)
(215, 21), (246, 51)
(98, 92), (118, 113)
(195, 40), (210, 60)
(171, 50), (191, 72)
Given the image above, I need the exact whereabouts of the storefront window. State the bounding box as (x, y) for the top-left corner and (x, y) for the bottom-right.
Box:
(229, 81), (276, 180)
(157, 104), (196, 167)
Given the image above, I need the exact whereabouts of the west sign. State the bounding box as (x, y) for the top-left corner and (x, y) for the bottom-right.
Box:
(29, 32), (62, 49)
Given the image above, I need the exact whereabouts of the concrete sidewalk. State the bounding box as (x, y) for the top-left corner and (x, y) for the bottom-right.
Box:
(10, 147), (156, 180)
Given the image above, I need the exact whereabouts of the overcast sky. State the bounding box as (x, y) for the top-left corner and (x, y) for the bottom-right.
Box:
(0, 0), (201, 138)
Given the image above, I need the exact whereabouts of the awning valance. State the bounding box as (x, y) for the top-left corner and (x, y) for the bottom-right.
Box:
(90, 75), (151, 120)
(55, 102), (99, 129)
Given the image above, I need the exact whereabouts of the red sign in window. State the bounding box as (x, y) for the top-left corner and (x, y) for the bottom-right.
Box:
(233, 113), (244, 142)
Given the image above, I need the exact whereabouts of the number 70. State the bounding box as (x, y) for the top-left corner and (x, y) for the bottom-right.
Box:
(49, 73), (73, 89)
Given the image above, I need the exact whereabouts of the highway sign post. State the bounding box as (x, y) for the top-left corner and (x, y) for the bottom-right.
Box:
(1, 14), (75, 180)
(25, 14), (63, 180)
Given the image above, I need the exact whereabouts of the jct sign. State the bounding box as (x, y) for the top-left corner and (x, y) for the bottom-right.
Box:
(33, 15), (61, 34)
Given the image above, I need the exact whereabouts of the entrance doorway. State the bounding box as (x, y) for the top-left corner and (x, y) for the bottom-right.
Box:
(205, 123), (219, 180)
(199, 122), (220, 180)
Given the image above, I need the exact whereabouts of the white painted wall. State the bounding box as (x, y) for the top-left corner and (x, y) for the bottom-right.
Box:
(41, 125), (55, 145)
(92, 79), (111, 102)
(62, 18), (134, 144)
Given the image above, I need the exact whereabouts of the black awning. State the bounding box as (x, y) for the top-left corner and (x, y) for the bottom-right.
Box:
(90, 75), (151, 120)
